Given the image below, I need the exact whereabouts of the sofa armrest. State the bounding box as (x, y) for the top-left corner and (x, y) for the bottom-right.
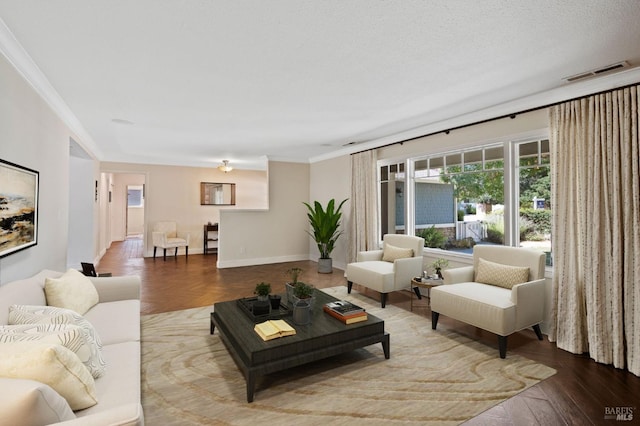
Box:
(357, 250), (383, 262)
(57, 403), (144, 425)
(511, 278), (546, 329)
(393, 256), (423, 289)
(88, 275), (141, 303)
(442, 266), (474, 284)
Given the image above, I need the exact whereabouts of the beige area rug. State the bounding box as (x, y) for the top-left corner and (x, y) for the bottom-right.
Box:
(141, 286), (556, 425)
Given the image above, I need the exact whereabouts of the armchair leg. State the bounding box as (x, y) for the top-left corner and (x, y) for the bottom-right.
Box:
(163, 249), (167, 261)
(498, 335), (507, 359)
(347, 281), (353, 294)
(185, 247), (188, 258)
(380, 293), (387, 308)
(532, 324), (543, 340)
(174, 248), (178, 258)
(431, 312), (439, 329)
(153, 247), (157, 258)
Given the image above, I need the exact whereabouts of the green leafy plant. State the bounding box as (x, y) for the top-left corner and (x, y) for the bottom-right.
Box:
(293, 282), (314, 299)
(430, 258), (449, 278)
(254, 282), (271, 297)
(285, 267), (303, 284)
(303, 198), (348, 259)
(417, 225), (447, 249)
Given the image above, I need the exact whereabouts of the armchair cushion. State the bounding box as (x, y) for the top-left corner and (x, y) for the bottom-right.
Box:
(475, 258), (530, 289)
(382, 243), (414, 262)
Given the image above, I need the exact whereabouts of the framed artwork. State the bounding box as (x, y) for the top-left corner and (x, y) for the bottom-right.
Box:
(0, 159), (39, 258)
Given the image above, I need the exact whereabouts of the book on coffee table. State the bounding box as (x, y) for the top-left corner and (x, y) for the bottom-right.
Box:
(324, 300), (365, 316)
(254, 319), (296, 341)
(323, 307), (368, 324)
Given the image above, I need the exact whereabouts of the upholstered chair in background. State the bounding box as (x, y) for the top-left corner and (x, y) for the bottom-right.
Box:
(152, 221), (190, 261)
(346, 234), (425, 307)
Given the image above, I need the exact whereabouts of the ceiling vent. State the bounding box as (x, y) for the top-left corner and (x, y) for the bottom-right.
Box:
(343, 140), (367, 147)
(564, 61), (630, 82)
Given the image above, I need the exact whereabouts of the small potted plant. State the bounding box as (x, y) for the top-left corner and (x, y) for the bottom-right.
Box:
(291, 282), (315, 325)
(253, 282), (272, 315)
(430, 258), (449, 279)
(254, 282), (271, 301)
(285, 267), (304, 302)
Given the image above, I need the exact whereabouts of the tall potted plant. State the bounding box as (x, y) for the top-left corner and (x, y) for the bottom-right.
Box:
(303, 198), (348, 273)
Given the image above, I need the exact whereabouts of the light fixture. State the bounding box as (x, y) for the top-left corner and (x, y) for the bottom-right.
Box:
(218, 160), (233, 173)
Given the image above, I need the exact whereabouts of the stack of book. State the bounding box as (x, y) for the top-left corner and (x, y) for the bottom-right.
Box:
(323, 300), (368, 324)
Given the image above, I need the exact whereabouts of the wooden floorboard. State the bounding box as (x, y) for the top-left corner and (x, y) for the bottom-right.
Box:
(100, 237), (640, 425)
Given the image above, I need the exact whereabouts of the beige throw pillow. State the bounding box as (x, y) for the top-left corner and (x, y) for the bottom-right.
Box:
(44, 268), (99, 315)
(0, 342), (98, 411)
(0, 323), (105, 378)
(8, 305), (106, 378)
(382, 243), (414, 262)
(475, 257), (530, 289)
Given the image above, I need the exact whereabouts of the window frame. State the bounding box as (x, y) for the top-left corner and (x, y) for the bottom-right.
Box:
(377, 131), (550, 261)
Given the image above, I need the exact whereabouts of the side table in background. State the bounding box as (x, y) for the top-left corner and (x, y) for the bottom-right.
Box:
(410, 277), (443, 311)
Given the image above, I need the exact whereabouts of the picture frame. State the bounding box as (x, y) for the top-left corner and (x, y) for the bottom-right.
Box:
(0, 159), (39, 258)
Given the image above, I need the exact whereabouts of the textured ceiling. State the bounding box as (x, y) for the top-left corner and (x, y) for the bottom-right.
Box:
(1, 0), (640, 170)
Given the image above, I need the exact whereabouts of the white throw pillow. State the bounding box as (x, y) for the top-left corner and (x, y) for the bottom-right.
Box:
(8, 305), (106, 378)
(382, 243), (414, 262)
(0, 342), (98, 411)
(0, 323), (104, 378)
(0, 378), (75, 424)
(475, 257), (530, 289)
(44, 268), (99, 315)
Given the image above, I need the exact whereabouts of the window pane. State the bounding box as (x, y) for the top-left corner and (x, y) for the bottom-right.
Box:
(445, 153), (462, 173)
(518, 142), (552, 266)
(540, 139), (550, 165)
(380, 165), (388, 181)
(464, 150), (483, 172)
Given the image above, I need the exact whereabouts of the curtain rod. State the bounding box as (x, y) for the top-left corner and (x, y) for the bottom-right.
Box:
(351, 80), (640, 156)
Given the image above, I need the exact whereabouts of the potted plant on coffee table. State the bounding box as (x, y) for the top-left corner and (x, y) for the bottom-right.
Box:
(253, 282), (271, 315)
(291, 282), (315, 325)
(285, 267), (304, 304)
(303, 198), (348, 273)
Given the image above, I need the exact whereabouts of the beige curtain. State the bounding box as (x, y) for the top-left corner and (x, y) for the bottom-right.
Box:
(348, 150), (379, 263)
(549, 85), (640, 376)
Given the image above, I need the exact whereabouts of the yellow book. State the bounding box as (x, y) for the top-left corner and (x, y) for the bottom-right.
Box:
(254, 319), (296, 341)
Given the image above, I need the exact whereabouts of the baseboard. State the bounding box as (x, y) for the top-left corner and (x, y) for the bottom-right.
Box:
(217, 254), (310, 269)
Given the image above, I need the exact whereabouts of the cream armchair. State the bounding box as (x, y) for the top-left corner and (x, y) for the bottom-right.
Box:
(346, 234), (425, 308)
(152, 221), (190, 260)
(430, 245), (546, 358)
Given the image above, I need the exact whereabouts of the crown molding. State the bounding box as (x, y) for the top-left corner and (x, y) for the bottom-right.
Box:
(0, 17), (101, 160)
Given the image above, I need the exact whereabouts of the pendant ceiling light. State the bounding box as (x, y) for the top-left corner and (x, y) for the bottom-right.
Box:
(218, 160), (233, 173)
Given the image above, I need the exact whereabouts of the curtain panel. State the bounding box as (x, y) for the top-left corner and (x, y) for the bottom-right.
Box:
(348, 150), (379, 263)
(549, 85), (640, 376)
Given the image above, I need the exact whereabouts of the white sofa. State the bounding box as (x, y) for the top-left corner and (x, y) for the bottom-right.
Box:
(430, 245), (546, 358)
(0, 270), (144, 425)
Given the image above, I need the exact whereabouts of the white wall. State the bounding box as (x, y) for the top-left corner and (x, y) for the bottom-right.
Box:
(308, 155), (351, 271)
(0, 53), (79, 283)
(218, 161), (309, 267)
(67, 155), (97, 269)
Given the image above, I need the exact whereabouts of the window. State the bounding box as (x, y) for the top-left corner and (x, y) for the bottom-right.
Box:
(127, 185), (144, 207)
(379, 136), (552, 266)
(514, 139), (552, 264)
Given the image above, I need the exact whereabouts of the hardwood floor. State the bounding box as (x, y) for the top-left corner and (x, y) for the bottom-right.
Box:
(100, 237), (640, 425)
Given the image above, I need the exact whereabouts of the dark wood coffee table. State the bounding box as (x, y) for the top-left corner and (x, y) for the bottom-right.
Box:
(210, 289), (390, 402)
